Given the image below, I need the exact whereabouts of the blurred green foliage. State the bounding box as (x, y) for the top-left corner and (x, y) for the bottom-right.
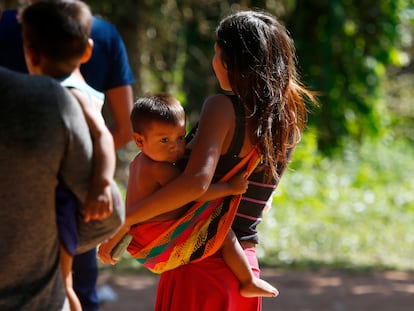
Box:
(288, 0), (414, 152)
(2, 0), (412, 151)
(84, 0), (414, 153)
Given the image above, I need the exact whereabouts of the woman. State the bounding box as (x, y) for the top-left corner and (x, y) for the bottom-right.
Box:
(99, 9), (315, 311)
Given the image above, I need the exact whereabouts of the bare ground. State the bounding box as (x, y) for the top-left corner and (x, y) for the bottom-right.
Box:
(98, 268), (414, 311)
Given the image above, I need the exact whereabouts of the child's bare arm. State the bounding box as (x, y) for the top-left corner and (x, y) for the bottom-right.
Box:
(97, 225), (130, 265)
(98, 155), (180, 264)
(70, 88), (116, 222)
(124, 156), (182, 218)
(196, 171), (248, 202)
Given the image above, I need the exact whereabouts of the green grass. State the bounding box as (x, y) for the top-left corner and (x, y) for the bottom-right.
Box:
(258, 132), (414, 271)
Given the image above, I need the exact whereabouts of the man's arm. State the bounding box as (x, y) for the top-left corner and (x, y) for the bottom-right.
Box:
(105, 84), (134, 150)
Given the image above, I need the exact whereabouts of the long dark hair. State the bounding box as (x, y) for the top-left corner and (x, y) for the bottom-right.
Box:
(216, 10), (316, 182)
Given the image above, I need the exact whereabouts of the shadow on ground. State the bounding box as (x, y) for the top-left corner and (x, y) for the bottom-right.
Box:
(98, 268), (414, 311)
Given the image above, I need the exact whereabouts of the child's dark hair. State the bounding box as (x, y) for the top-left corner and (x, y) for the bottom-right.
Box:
(21, 0), (91, 65)
(216, 10), (316, 182)
(131, 93), (185, 134)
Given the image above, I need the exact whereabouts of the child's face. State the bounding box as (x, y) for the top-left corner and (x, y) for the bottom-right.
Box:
(212, 43), (231, 91)
(139, 120), (186, 164)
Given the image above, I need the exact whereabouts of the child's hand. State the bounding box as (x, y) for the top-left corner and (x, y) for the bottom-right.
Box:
(263, 196), (273, 214)
(83, 184), (113, 222)
(98, 225), (130, 265)
(228, 171), (249, 195)
(97, 238), (118, 265)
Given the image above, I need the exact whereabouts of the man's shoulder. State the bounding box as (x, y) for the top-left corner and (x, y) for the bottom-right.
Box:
(0, 69), (83, 124)
(0, 9), (18, 26)
(0, 67), (61, 91)
(91, 16), (118, 37)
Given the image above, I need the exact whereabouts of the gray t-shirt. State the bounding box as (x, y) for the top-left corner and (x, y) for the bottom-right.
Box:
(0, 67), (93, 311)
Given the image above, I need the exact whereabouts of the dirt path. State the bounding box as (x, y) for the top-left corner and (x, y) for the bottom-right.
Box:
(98, 268), (414, 311)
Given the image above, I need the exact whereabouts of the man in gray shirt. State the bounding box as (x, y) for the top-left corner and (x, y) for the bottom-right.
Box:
(0, 66), (93, 310)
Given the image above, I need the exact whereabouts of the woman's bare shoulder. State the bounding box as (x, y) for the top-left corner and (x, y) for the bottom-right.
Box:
(203, 93), (233, 106)
(200, 93), (234, 121)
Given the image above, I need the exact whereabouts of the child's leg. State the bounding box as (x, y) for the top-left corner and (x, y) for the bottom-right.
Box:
(60, 245), (82, 311)
(221, 230), (278, 298)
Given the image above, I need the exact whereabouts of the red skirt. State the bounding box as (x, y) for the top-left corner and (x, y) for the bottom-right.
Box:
(155, 248), (261, 311)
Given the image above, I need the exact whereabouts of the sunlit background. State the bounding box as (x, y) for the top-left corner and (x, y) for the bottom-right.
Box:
(2, 0), (414, 272)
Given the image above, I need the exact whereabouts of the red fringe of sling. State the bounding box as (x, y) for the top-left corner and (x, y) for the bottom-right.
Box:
(126, 146), (262, 274)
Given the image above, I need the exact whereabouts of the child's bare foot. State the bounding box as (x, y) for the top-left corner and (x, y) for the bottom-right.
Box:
(239, 277), (279, 298)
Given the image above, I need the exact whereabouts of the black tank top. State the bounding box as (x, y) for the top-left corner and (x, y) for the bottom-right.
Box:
(218, 95), (276, 244)
(181, 95), (277, 244)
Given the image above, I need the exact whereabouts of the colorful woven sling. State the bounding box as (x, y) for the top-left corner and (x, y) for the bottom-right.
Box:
(126, 146), (262, 274)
